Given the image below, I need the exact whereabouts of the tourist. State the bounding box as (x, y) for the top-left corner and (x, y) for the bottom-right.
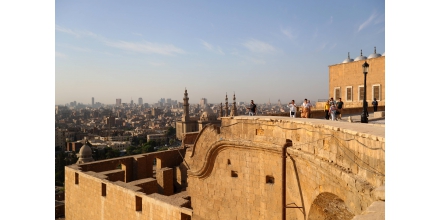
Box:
(329, 103), (337, 121)
(287, 100), (297, 118)
(372, 98), (378, 112)
(336, 98), (344, 120)
(329, 97), (336, 106)
(247, 100), (257, 116)
(301, 99), (309, 118)
(324, 100), (330, 120)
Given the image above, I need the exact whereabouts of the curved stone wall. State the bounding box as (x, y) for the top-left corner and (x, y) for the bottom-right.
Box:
(185, 116), (385, 219)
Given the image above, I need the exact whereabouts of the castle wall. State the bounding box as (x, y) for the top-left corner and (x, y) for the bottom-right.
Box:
(65, 149), (191, 220)
(186, 116), (385, 219)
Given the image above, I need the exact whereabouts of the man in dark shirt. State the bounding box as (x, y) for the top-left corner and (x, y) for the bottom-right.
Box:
(372, 98), (378, 112)
(336, 98), (344, 120)
(247, 100), (257, 116)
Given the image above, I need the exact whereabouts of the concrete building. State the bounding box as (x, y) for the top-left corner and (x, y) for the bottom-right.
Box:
(116, 99), (121, 106)
(138, 97), (143, 106)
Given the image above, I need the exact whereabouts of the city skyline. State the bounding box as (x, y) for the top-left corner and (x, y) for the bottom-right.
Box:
(56, 1), (385, 105)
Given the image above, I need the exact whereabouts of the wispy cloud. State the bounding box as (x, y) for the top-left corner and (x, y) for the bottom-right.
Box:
(201, 40), (224, 55)
(56, 25), (185, 56)
(105, 40), (185, 56)
(243, 39), (276, 53)
(328, 16), (333, 25)
(202, 41), (213, 50)
(57, 43), (92, 52)
(56, 25), (99, 39)
(230, 48), (266, 65)
(56, 51), (67, 58)
(56, 25), (80, 38)
(280, 27), (296, 39)
(358, 12), (378, 32)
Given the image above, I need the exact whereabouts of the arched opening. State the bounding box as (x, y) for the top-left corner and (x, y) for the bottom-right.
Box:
(308, 192), (354, 220)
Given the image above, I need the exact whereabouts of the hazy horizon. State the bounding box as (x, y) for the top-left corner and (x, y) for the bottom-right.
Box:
(56, 1), (385, 105)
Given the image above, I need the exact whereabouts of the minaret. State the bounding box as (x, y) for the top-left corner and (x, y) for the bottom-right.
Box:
(224, 93), (229, 117)
(182, 88), (190, 122)
(219, 102), (223, 118)
(231, 93), (237, 116)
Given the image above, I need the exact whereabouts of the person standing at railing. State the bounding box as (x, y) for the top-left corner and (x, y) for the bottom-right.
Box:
(372, 98), (378, 112)
(301, 99), (309, 118)
(287, 100), (297, 118)
(324, 100), (330, 120)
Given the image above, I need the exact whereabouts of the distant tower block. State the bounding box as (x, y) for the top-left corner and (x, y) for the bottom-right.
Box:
(231, 93), (237, 116)
(224, 93), (229, 117)
(278, 99), (281, 107)
(92, 97), (94, 107)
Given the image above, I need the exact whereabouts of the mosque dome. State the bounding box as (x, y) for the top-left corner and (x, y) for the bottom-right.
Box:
(368, 47), (382, 59)
(77, 140), (95, 164)
(200, 105), (217, 121)
(354, 50), (367, 61)
(342, 52), (354, 63)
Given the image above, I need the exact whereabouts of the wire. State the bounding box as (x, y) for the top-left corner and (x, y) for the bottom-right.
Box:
(220, 120), (385, 176)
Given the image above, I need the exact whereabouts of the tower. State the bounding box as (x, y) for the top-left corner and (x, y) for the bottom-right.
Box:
(92, 97), (94, 107)
(182, 88), (190, 122)
(138, 97), (143, 105)
(219, 102), (223, 118)
(224, 93), (229, 117)
(231, 93), (237, 116)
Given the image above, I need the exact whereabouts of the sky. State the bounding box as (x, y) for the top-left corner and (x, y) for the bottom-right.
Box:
(55, 0), (385, 105)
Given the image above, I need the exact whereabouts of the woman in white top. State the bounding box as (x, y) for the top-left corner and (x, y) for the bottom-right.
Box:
(329, 103), (337, 121)
(287, 100), (297, 118)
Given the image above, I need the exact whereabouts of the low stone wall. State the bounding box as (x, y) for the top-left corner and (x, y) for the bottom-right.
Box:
(65, 149), (192, 220)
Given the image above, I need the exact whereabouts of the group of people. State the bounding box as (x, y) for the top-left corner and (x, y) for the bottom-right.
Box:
(286, 99), (312, 118)
(324, 97), (344, 121)
(246, 97), (378, 119)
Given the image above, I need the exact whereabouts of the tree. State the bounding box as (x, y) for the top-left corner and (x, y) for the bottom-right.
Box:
(166, 127), (176, 137)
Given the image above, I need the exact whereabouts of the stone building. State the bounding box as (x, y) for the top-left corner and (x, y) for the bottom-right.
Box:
(328, 47), (385, 109)
(65, 116), (385, 219)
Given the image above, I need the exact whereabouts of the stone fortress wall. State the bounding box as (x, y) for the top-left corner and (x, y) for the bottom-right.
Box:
(65, 149), (192, 220)
(65, 116), (385, 220)
(185, 116), (384, 220)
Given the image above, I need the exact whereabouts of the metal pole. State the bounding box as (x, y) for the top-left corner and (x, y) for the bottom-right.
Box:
(282, 143), (286, 220)
(282, 140), (292, 220)
(361, 72), (368, 123)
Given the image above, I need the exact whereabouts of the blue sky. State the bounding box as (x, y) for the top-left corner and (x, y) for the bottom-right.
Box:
(55, 0), (385, 105)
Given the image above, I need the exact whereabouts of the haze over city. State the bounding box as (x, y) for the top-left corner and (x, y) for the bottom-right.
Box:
(56, 1), (384, 105)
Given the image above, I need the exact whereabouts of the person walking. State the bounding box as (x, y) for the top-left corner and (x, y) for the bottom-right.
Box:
(324, 100), (330, 120)
(329, 97), (336, 106)
(287, 100), (297, 118)
(329, 103), (337, 121)
(372, 98), (378, 112)
(336, 98), (344, 120)
(247, 100), (257, 116)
